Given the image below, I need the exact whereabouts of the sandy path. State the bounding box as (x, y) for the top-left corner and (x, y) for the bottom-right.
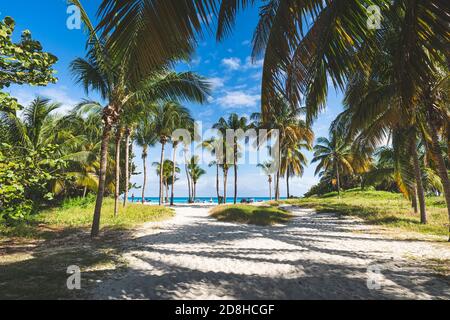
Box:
(92, 205), (450, 300)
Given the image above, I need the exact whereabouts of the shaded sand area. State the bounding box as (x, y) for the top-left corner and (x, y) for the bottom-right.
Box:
(92, 205), (450, 300)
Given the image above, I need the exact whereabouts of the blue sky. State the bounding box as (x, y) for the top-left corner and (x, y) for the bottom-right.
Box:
(2, 0), (344, 197)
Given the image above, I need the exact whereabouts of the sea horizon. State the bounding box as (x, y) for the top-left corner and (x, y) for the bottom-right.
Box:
(127, 196), (288, 204)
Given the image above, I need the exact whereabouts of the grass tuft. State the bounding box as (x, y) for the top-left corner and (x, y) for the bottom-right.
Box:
(210, 204), (293, 226)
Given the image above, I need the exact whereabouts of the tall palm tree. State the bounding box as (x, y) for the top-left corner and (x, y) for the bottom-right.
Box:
(202, 136), (226, 203)
(153, 160), (180, 203)
(281, 143), (309, 198)
(188, 156), (206, 202)
(257, 161), (276, 200)
(170, 107), (194, 206)
(135, 117), (158, 204)
(312, 135), (354, 196)
(151, 102), (193, 205)
(253, 97), (314, 200)
(213, 114), (250, 204)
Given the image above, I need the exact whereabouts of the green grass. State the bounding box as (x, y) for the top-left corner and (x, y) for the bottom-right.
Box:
(0, 197), (175, 240)
(210, 204), (294, 226)
(0, 197), (174, 299)
(281, 189), (449, 238)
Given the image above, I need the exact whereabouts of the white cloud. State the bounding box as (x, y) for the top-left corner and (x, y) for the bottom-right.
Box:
(242, 40), (251, 46)
(221, 57), (241, 71)
(217, 91), (260, 108)
(10, 85), (78, 114)
(39, 86), (79, 113)
(208, 77), (226, 90)
(221, 56), (264, 72)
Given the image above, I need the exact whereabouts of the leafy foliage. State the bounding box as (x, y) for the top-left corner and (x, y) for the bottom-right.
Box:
(0, 17), (57, 113)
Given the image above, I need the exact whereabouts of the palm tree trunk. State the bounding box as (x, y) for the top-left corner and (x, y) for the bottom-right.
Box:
(269, 176), (272, 200)
(223, 168), (228, 204)
(411, 188), (418, 213)
(286, 170), (290, 199)
(114, 128), (122, 217)
(234, 147), (238, 204)
(428, 120), (450, 240)
(142, 147), (147, 205)
(184, 151), (192, 203)
(159, 142), (165, 205)
(171, 143), (177, 206)
(91, 115), (113, 238)
(275, 169), (280, 201)
(336, 163), (341, 196)
(216, 164), (220, 204)
(165, 178), (169, 203)
(410, 136), (427, 224)
(123, 127), (131, 207)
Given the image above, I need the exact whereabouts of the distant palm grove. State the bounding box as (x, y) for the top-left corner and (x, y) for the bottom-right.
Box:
(0, 0), (449, 241)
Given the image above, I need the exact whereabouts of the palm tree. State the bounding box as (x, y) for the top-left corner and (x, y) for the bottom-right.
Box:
(253, 97), (314, 200)
(312, 135), (354, 196)
(202, 136), (226, 203)
(150, 102), (193, 205)
(281, 143), (309, 198)
(170, 107), (194, 206)
(135, 117), (158, 204)
(257, 161), (276, 200)
(213, 114), (250, 204)
(188, 156), (206, 202)
(153, 160), (180, 203)
(70, 0), (211, 236)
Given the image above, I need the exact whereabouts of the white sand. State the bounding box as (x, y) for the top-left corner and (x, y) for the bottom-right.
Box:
(92, 205), (450, 300)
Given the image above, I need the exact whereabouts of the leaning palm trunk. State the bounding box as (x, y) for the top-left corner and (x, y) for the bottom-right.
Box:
(171, 143), (178, 206)
(114, 128), (122, 217)
(123, 127), (131, 207)
(92, 105), (117, 238)
(141, 146), (148, 205)
(428, 121), (450, 240)
(410, 136), (427, 224)
(159, 140), (166, 205)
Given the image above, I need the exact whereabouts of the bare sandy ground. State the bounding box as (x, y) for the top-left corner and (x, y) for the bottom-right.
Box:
(92, 205), (450, 300)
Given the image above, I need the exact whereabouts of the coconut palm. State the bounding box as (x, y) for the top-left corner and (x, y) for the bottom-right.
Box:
(312, 135), (354, 196)
(153, 160), (180, 203)
(150, 102), (193, 205)
(202, 136), (226, 203)
(188, 156), (206, 202)
(213, 114), (251, 204)
(135, 117), (158, 204)
(257, 161), (276, 200)
(281, 143), (310, 198)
